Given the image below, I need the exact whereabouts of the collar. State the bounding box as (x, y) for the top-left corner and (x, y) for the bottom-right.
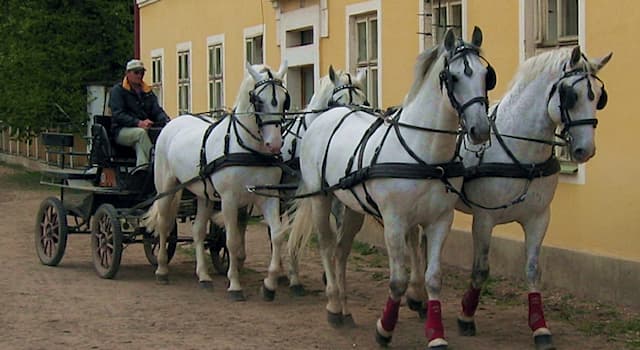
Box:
(122, 76), (152, 93)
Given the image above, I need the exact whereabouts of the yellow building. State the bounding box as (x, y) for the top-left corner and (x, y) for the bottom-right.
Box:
(137, 0), (639, 306)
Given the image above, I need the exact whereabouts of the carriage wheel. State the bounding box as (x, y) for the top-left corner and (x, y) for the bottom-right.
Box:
(208, 221), (229, 275)
(34, 197), (68, 266)
(91, 204), (123, 279)
(143, 222), (178, 266)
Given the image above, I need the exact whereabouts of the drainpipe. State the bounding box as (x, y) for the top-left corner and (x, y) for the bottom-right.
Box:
(133, 0), (140, 58)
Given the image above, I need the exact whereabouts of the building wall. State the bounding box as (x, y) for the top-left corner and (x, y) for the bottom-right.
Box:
(138, 0), (639, 275)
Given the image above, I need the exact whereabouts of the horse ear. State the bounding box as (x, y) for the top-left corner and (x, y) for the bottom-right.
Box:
(329, 65), (338, 84)
(570, 46), (581, 68)
(246, 61), (262, 82)
(275, 59), (288, 80)
(471, 26), (483, 47)
(444, 29), (456, 52)
(591, 52), (613, 73)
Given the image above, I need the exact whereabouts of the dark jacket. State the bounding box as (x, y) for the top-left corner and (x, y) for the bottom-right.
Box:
(109, 78), (170, 136)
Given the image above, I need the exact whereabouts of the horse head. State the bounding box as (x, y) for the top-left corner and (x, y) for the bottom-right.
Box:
(245, 60), (289, 154)
(327, 65), (368, 107)
(546, 47), (612, 163)
(440, 26), (494, 144)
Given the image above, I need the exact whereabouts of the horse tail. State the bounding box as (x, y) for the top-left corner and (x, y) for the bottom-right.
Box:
(287, 188), (315, 271)
(142, 201), (160, 235)
(142, 192), (182, 237)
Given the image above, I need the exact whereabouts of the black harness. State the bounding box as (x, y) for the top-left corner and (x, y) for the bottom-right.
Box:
(313, 45), (493, 218)
(460, 63), (606, 210)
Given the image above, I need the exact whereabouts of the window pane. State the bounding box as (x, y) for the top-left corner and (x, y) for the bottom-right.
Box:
(434, 7), (447, 43)
(208, 47), (214, 76)
(451, 4), (462, 39)
(254, 36), (264, 64)
(185, 54), (189, 78)
(357, 21), (367, 62)
(246, 40), (253, 64)
(300, 29), (313, 45)
(302, 66), (314, 107)
(215, 46), (222, 76)
(561, 0), (578, 37)
(370, 67), (378, 108)
(208, 82), (214, 110)
(370, 19), (378, 61)
(215, 81), (223, 108)
(546, 0), (558, 43)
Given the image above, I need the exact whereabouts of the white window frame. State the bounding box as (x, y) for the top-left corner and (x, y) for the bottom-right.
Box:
(535, 0), (579, 48)
(520, 0), (586, 184)
(346, 1), (381, 109)
(150, 48), (164, 108)
(207, 34), (225, 112)
(176, 41), (192, 115)
(244, 25), (265, 65)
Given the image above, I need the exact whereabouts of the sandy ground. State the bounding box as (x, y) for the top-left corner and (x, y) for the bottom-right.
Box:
(1, 165), (636, 350)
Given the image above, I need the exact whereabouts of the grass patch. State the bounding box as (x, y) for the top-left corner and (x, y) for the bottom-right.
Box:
(0, 161), (42, 190)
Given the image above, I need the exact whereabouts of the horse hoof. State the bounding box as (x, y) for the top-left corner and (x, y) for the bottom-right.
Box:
(342, 314), (356, 328)
(228, 290), (246, 302)
(457, 318), (476, 336)
(277, 275), (290, 286)
(199, 280), (213, 290)
(407, 298), (426, 319)
(327, 311), (343, 328)
(534, 334), (555, 350)
(262, 283), (276, 301)
(289, 284), (306, 297)
(375, 329), (392, 347)
(155, 274), (169, 284)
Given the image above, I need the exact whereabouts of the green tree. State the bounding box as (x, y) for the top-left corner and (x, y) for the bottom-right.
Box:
(0, 0), (134, 138)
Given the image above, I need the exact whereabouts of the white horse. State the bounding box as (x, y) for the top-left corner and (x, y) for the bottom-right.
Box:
(279, 66), (368, 293)
(455, 47), (611, 350)
(288, 27), (494, 349)
(144, 61), (289, 301)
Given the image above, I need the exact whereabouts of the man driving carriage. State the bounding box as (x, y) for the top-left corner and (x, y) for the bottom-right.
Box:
(109, 59), (170, 169)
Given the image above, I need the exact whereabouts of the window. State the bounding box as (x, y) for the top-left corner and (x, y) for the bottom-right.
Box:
(151, 55), (163, 106)
(245, 35), (264, 65)
(423, 0), (463, 48)
(535, 0), (578, 47)
(286, 27), (314, 48)
(208, 43), (224, 111)
(177, 50), (190, 115)
(354, 13), (378, 108)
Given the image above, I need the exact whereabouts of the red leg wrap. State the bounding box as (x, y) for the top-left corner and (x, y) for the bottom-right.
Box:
(380, 297), (401, 332)
(461, 285), (482, 317)
(528, 292), (547, 331)
(425, 300), (445, 341)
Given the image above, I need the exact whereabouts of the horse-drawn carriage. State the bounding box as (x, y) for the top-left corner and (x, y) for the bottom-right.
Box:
(34, 114), (230, 279)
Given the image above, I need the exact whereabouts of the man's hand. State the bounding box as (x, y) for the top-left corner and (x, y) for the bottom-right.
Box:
(137, 119), (154, 129)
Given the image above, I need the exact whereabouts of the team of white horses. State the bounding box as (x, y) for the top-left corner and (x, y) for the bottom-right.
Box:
(143, 27), (612, 350)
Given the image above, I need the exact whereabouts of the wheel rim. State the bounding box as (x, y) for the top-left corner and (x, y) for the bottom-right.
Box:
(40, 204), (60, 258)
(95, 213), (114, 269)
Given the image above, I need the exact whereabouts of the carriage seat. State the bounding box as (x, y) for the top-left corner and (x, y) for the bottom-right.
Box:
(90, 115), (137, 167)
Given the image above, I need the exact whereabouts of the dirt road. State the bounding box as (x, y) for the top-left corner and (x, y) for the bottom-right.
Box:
(1, 165), (637, 349)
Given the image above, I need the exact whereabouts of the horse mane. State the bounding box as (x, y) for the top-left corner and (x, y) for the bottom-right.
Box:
(506, 47), (594, 92)
(307, 73), (336, 110)
(404, 44), (444, 105)
(233, 64), (271, 112)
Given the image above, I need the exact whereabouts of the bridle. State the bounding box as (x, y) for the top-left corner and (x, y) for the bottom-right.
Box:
(547, 62), (607, 140)
(328, 73), (370, 107)
(439, 43), (496, 133)
(248, 70), (291, 128)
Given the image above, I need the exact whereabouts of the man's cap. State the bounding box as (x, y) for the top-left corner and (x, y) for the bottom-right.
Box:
(126, 59), (146, 71)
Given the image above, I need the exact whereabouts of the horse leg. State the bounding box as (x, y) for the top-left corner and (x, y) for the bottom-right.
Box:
(259, 197), (284, 301)
(334, 207), (364, 327)
(422, 213), (454, 349)
(406, 225), (427, 319)
(222, 200), (245, 301)
(311, 196), (341, 327)
(152, 179), (179, 283)
(458, 214), (495, 336)
(236, 206), (249, 271)
(193, 198), (214, 288)
(375, 218), (409, 347)
(522, 209), (555, 350)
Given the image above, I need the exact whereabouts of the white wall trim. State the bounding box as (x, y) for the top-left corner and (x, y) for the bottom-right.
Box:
(345, 0), (382, 106)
